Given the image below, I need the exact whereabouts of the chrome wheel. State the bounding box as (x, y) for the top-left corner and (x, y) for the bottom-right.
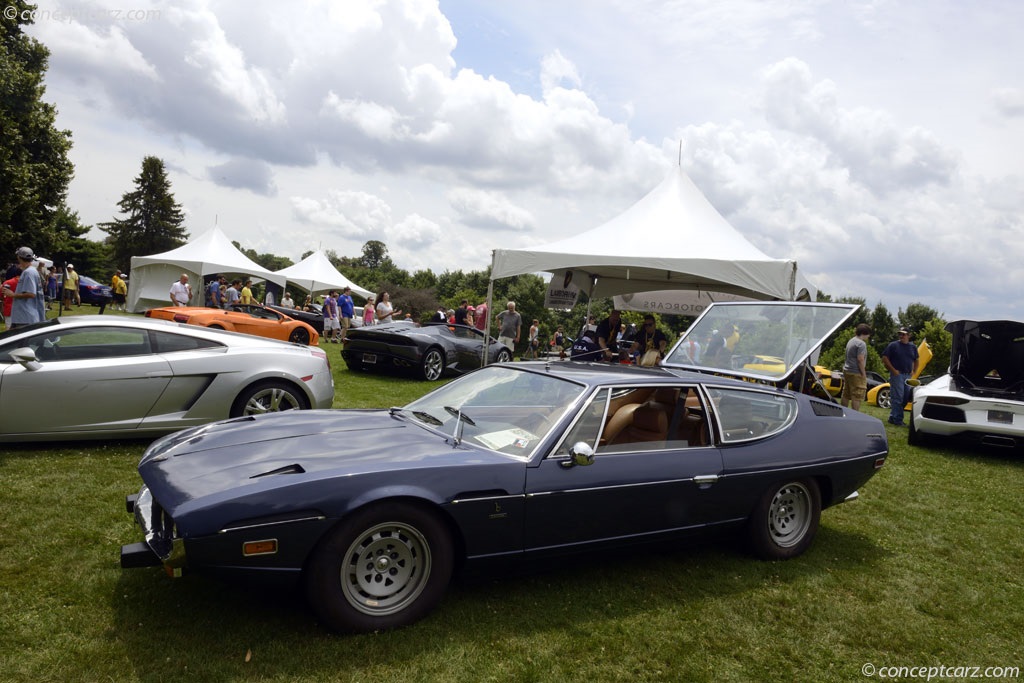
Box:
(766, 482), (813, 548)
(747, 478), (821, 560)
(306, 502), (454, 632)
(495, 348), (512, 364)
(421, 348), (445, 381)
(232, 381), (307, 417)
(876, 387), (891, 409)
(341, 521), (432, 617)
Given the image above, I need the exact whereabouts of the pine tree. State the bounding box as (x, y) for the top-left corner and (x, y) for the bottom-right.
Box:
(101, 156), (188, 267)
(0, 2), (75, 259)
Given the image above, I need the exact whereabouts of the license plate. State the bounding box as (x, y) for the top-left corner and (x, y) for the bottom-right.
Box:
(362, 353), (377, 364)
(988, 409), (1013, 424)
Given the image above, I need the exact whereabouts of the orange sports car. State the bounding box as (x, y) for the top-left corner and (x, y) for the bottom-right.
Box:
(147, 304), (319, 346)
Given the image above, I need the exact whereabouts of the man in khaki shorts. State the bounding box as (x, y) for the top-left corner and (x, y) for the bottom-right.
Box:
(841, 323), (872, 410)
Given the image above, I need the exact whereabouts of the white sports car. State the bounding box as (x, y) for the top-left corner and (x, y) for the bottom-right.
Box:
(910, 319), (1024, 450)
(0, 315), (335, 442)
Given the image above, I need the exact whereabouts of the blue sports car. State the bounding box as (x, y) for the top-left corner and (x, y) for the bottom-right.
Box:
(121, 302), (887, 633)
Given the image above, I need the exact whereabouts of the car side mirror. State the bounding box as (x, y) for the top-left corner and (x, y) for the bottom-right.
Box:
(561, 441), (595, 468)
(10, 347), (42, 371)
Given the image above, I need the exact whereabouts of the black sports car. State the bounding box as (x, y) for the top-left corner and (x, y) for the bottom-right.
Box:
(342, 322), (513, 380)
(266, 303), (324, 334)
(121, 302), (887, 633)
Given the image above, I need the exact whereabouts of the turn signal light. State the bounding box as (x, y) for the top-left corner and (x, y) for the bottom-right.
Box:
(242, 539), (278, 557)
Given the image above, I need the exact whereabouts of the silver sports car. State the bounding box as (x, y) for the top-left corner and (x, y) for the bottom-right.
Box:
(0, 316), (335, 442)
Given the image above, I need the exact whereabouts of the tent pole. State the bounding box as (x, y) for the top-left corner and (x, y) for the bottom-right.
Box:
(482, 252), (495, 367)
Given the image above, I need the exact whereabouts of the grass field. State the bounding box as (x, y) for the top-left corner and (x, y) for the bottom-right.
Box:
(2, 315), (1023, 681)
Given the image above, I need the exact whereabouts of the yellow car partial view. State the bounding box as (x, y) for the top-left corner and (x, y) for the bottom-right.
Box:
(866, 340), (932, 410)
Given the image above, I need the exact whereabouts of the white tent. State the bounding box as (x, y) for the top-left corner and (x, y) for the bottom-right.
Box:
(128, 226), (287, 312)
(274, 250), (374, 299)
(490, 166), (812, 302)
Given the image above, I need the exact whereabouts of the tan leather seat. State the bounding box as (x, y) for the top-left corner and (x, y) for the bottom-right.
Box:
(610, 403), (668, 446)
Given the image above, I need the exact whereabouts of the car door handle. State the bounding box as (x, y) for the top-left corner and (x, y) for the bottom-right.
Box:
(693, 474), (719, 485)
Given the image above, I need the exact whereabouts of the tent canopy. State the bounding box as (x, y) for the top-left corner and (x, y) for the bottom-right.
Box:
(490, 167), (808, 302)
(274, 250), (374, 299)
(128, 226), (287, 312)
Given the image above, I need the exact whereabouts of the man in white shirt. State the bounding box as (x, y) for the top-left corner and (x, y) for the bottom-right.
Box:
(169, 274), (192, 306)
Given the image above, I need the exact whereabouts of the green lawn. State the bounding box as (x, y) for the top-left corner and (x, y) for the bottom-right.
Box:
(2, 323), (1023, 681)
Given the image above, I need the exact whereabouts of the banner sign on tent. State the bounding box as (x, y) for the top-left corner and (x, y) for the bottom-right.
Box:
(613, 289), (750, 316)
(544, 270), (580, 309)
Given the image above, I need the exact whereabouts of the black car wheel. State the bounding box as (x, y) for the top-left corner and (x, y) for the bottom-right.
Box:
(494, 348), (512, 364)
(747, 479), (821, 560)
(231, 380), (308, 417)
(288, 327), (310, 345)
(876, 386), (891, 409)
(421, 347), (445, 381)
(305, 502), (454, 633)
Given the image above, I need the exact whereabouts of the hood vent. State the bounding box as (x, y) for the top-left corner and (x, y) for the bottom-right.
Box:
(250, 464), (306, 479)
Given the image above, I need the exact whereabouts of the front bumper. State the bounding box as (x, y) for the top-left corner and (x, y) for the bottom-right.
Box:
(120, 487), (187, 573)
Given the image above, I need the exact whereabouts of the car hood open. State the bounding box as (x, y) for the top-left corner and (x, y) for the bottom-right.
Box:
(946, 319), (1024, 396)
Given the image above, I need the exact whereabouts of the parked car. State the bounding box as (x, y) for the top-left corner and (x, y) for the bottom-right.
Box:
(866, 340), (933, 409)
(265, 303), (365, 336)
(147, 304), (319, 345)
(814, 367), (887, 398)
(342, 321), (512, 380)
(266, 303), (324, 334)
(910, 319), (1024, 449)
(0, 315), (334, 442)
(58, 274), (113, 306)
(120, 301), (886, 633)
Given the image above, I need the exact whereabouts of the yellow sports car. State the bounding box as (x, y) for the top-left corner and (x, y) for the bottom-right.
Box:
(147, 304), (319, 346)
(866, 340), (932, 409)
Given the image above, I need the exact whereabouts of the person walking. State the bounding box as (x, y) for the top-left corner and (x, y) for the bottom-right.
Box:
(338, 287), (355, 341)
(496, 301), (521, 353)
(841, 323), (872, 411)
(881, 328), (919, 426)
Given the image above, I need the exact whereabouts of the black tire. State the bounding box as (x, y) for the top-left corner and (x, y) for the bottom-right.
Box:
(305, 502), (454, 633)
(746, 479), (821, 560)
(494, 348), (513, 365)
(230, 380), (309, 417)
(421, 347), (445, 381)
(876, 386), (891, 409)
(289, 327), (311, 345)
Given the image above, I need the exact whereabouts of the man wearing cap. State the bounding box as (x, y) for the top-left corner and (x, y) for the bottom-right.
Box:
(881, 328), (920, 426)
(63, 263), (80, 308)
(2, 247), (45, 328)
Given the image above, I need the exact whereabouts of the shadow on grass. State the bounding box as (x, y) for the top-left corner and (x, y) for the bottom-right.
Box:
(109, 525), (881, 681)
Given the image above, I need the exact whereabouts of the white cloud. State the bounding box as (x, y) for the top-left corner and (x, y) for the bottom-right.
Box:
(447, 187), (535, 231)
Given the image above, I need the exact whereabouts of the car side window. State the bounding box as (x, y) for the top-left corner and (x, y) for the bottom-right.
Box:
(12, 326), (152, 362)
(150, 330), (224, 353)
(707, 387), (797, 443)
(553, 388), (610, 456)
(597, 386), (710, 454)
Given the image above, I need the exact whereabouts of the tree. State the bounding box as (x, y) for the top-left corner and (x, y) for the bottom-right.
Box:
(100, 156), (187, 269)
(899, 303), (942, 336)
(0, 2), (75, 258)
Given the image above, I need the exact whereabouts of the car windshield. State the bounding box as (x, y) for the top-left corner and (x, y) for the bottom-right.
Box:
(663, 301), (858, 382)
(401, 366), (586, 457)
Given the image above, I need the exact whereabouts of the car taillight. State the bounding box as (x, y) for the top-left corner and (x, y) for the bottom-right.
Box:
(172, 314), (189, 323)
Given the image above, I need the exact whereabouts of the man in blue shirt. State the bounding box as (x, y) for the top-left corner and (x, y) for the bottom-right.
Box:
(881, 328), (919, 426)
(338, 287), (355, 342)
(2, 247), (44, 328)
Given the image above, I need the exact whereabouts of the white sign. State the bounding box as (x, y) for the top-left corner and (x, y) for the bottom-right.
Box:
(613, 289), (751, 316)
(545, 270), (580, 309)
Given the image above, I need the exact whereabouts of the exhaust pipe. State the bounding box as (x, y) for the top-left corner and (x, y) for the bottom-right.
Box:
(981, 434), (1017, 448)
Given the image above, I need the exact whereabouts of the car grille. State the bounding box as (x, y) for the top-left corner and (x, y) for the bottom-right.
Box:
(134, 486), (180, 562)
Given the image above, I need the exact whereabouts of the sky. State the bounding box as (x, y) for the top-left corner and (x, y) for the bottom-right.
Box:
(20, 0), (1024, 321)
